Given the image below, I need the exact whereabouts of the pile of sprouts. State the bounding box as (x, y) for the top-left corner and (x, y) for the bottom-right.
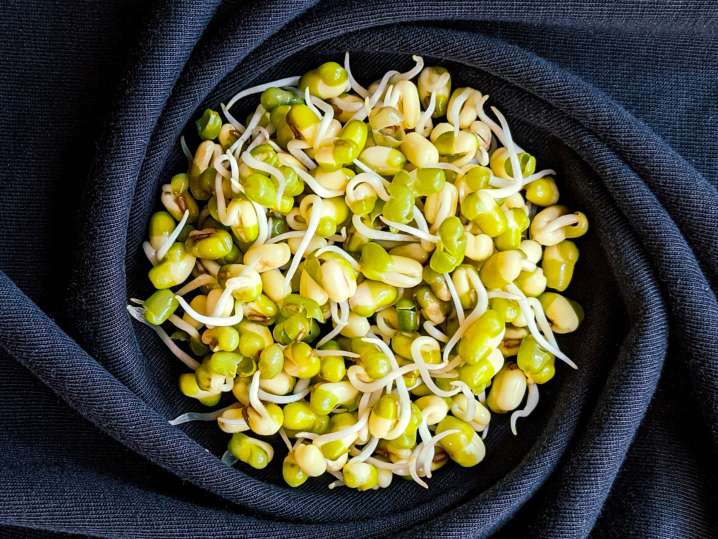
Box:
(128, 54), (588, 491)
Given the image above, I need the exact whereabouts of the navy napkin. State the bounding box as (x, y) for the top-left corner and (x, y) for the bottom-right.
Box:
(1, 1), (716, 537)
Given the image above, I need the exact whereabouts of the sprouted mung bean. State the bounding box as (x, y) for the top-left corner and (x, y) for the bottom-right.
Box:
(127, 53), (588, 491)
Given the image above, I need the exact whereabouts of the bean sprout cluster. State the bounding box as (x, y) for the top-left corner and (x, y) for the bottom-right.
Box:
(128, 54), (588, 490)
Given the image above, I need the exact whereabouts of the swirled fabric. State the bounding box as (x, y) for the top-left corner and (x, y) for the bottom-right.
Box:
(0, 1), (716, 537)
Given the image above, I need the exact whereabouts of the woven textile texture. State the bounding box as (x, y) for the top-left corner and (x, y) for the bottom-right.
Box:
(0, 1), (716, 537)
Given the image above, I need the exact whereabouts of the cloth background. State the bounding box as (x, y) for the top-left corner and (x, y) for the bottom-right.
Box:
(1, 1), (716, 537)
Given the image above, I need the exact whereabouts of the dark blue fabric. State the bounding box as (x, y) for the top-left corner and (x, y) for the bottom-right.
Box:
(1, 1), (716, 537)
